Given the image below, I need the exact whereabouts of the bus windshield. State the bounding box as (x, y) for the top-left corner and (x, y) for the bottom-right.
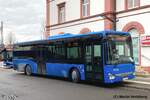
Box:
(106, 35), (134, 65)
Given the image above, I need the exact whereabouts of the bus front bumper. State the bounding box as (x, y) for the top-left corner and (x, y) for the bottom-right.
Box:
(104, 72), (135, 84)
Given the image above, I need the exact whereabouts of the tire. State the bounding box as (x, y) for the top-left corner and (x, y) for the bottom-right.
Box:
(71, 69), (80, 83)
(25, 65), (32, 76)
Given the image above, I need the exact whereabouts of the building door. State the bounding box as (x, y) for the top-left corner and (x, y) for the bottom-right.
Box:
(36, 46), (47, 75)
(128, 29), (140, 65)
(84, 42), (103, 80)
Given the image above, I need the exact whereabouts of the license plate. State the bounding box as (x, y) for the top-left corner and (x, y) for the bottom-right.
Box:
(123, 77), (128, 80)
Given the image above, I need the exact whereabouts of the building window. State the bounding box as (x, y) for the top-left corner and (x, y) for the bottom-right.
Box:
(81, 0), (90, 17)
(127, 0), (140, 9)
(58, 3), (65, 23)
(80, 28), (91, 34)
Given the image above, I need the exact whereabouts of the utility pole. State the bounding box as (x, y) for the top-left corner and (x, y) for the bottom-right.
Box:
(0, 21), (4, 48)
(0, 21), (4, 45)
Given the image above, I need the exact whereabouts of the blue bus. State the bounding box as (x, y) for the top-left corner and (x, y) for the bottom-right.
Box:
(13, 30), (135, 83)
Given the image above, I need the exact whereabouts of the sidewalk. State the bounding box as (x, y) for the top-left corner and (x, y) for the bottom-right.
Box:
(132, 76), (150, 83)
(124, 76), (150, 90)
(0, 61), (4, 68)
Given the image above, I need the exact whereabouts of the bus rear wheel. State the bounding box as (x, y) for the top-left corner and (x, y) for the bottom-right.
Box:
(25, 65), (32, 76)
(71, 69), (80, 83)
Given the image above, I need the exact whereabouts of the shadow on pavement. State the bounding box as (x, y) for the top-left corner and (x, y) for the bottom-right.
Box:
(11, 72), (128, 89)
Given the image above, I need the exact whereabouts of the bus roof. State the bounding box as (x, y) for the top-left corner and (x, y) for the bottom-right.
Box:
(48, 30), (129, 40)
(15, 30), (129, 46)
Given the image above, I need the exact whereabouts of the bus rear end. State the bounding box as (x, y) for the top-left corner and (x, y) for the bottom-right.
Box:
(103, 33), (135, 83)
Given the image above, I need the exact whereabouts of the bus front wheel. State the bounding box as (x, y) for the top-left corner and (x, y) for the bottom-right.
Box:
(71, 69), (80, 83)
(25, 65), (32, 76)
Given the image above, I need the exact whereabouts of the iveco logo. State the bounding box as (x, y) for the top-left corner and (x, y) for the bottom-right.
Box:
(113, 68), (119, 71)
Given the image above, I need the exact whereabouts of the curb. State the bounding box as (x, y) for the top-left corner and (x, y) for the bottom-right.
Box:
(125, 84), (150, 91)
(125, 80), (150, 85)
(124, 80), (150, 91)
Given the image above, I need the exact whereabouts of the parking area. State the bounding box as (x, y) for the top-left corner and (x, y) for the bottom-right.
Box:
(0, 68), (149, 100)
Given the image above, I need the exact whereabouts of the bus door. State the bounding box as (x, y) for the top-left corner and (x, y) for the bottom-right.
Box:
(85, 42), (103, 80)
(36, 46), (47, 75)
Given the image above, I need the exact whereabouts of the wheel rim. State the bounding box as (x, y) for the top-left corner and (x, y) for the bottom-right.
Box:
(26, 66), (31, 75)
(71, 70), (78, 81)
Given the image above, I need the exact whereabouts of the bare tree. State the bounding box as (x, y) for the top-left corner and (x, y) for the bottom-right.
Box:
(40, 20), (46, 40)
(6, 32), (16, 45)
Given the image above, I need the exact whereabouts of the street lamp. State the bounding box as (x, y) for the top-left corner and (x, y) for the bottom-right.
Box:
(100, 13), (119, 31)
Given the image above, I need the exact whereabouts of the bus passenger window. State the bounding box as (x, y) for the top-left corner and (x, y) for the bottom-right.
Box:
(86, 46), (91, 56)
(67, 47), (81, 59)
(94, 45), (101, 57)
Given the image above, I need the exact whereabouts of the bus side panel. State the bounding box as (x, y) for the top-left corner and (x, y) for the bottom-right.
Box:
(103, 63), (135, 83)
(46, 63), (85, 80)
(13, 59), (38, 74)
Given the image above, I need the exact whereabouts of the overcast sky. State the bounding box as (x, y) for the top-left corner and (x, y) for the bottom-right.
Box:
(0, 0), (45, 43)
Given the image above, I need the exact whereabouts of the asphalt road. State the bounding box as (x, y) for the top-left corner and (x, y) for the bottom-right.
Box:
(0, 68), (149, 100)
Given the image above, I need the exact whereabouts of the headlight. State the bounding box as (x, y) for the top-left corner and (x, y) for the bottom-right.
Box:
(108, 73), (115, 80)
